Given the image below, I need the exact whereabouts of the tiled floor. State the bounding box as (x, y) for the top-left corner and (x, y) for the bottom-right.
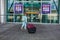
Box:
(0, 24), (60, 40)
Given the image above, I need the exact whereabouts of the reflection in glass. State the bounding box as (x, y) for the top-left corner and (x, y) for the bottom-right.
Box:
(50, 14), (58, 23)
(42, 0), (51, 1)
(7, 15), (14, 22)
(15, 15), (22, 22)
(33, 2), (41, 13)
(24, 2), (32, 13)
(42, 15), (50, 23)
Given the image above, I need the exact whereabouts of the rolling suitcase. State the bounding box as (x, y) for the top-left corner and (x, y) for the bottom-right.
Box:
(27, 24), (36, 33)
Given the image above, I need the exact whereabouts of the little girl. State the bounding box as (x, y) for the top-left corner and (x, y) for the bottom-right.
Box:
(21, 14), (27, 30)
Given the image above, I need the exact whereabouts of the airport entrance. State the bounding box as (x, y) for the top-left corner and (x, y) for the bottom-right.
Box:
(6, 0), (59, 24)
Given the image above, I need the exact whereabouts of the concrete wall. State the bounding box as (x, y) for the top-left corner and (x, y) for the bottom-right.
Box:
(0, 0), (1, 23)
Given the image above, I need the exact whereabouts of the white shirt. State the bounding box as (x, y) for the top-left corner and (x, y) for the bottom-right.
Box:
(22, 16), (27, 22)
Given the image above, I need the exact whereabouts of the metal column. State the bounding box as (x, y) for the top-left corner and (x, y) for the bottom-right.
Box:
(1, 0), (4, 23)
(58, 0), (60, 24)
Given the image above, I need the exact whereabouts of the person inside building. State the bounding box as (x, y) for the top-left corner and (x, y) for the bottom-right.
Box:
(21, 14), (27, 30)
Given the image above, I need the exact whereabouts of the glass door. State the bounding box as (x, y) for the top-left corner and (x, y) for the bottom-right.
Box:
(32, 2), (41, 22)
(24, 1), (42, 23)
(24, 1), (32, 22)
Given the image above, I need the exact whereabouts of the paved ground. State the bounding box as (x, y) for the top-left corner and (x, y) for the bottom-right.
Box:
(0, 23), (60, 40)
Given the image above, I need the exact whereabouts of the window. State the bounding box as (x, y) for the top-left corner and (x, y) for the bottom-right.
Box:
(15, 15), (22, 22)
(42, 0), (51, 1)
(33, 2), (41, 12)
(24, 2), (32, 13)
(42, 15), (50, 23)
(7, 0), (23, 22)
(6, 15), (14, 22)
(6, 0), (59, 23)
(38, 0), (41, 1)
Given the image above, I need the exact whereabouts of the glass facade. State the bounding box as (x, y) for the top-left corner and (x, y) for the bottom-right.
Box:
(6, 0), (58, 23)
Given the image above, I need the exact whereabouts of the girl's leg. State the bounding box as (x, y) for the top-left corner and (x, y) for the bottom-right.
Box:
(21, 22), (24, 29)
(24, 22), (27, 30)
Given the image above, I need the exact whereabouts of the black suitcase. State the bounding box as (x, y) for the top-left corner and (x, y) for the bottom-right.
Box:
(27, 24), (36, 33)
